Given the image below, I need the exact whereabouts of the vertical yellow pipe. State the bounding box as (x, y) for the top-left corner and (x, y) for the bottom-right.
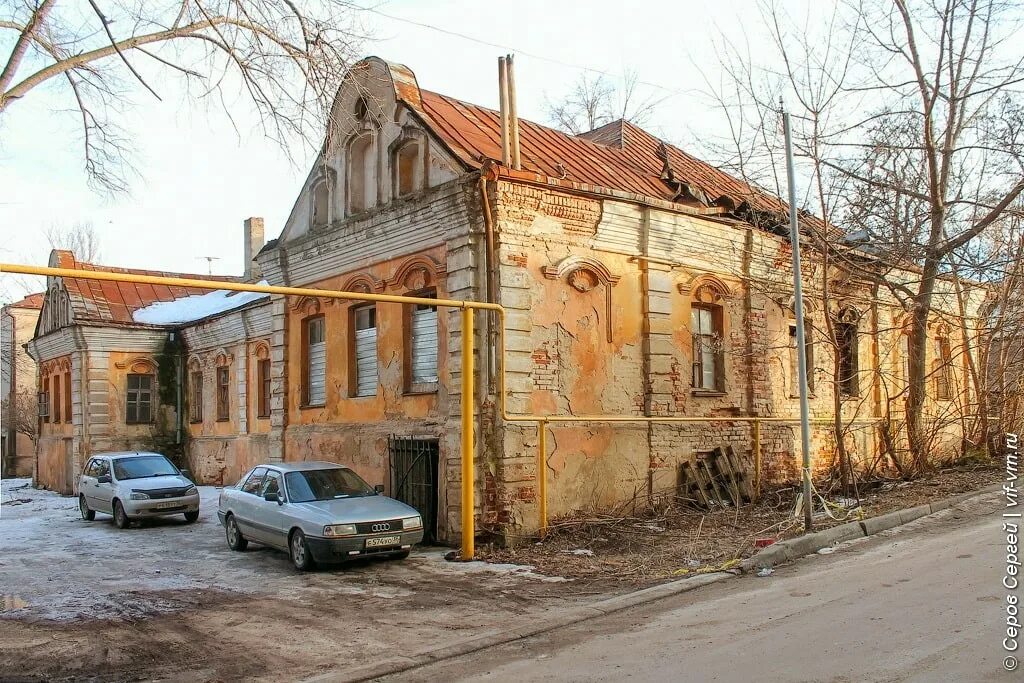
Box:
(538, 420), (548, 537)
(461, 306), (475, 560)
(753, 418), (762, 502)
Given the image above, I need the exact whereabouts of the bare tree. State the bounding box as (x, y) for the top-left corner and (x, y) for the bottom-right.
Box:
(705, 0), (1024, 476)
(0, 1), (366, 193)
(45, 222), (101, 262)
(546, 71), (664, 135)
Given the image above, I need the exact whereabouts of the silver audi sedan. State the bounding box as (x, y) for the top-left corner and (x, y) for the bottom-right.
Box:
(217, 461), (424, 570)
(78, 451), (200, 528)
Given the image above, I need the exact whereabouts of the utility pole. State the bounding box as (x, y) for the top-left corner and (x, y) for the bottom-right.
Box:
(783, 107), (814, 533)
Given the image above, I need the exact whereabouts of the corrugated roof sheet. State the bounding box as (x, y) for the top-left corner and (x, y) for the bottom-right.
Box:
(52, 250), (236, 327)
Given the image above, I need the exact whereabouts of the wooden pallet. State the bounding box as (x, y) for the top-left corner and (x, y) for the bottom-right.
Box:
(678, 445), (753, 508)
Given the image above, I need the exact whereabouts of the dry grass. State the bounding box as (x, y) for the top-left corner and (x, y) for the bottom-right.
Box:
(477, 463), (999, 587)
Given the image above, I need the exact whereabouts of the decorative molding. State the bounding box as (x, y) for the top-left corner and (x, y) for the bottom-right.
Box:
(389, 254), (446, 290)
(837, 306), (862, 324)
(678, 273), (732, 302)
(113, 356), (158, 374)
(290, 295), (331, 315)
(542, 255), (620, 343)
(252, 340), (271, 360)
(341, 273), (385, 294)
(214, 348), (234, 366)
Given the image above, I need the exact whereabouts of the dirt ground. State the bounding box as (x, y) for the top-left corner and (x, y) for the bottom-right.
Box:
(0, 480), (617, 683)
(0, 465), (999, 682)
(477, 463), (1001, 583)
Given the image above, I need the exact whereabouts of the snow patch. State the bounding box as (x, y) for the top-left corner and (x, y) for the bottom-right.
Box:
(132, 284), (269, 325)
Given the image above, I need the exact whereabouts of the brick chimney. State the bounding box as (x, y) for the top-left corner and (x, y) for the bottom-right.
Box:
(243, 217), (265, 282)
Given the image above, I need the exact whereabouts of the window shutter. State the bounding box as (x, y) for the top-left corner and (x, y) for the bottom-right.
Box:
(411, 305), (438, 384)
(308, 338), (326, 404)
(355, 326), (378, 396)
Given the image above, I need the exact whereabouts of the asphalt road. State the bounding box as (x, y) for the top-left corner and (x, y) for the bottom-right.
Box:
(393, 492), (1016, 682)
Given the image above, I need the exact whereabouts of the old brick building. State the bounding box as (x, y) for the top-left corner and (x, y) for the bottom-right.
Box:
(27, 57), (987, 544)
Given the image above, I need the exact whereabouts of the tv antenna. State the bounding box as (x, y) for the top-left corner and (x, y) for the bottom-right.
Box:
(196, 256), (221, 275)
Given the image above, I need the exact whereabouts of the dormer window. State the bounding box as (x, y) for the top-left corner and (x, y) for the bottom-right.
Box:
(394, 141), (423, 198)
(347, 133), (375, 214)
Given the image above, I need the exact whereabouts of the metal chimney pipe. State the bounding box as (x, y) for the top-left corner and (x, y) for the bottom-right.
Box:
(507, 54), (521, 170)
(498, 56), (511, 167)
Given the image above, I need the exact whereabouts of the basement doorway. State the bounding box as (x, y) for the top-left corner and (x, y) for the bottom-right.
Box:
(388, 436), (440, 544)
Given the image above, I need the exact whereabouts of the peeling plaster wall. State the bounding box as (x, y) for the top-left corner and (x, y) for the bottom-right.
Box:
(488, 181), (987, 538)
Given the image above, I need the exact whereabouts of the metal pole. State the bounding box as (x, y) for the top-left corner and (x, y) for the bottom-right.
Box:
(783, 111), (814, 533)
(538, 420), (548, 536)
(461, 306), (475, 560)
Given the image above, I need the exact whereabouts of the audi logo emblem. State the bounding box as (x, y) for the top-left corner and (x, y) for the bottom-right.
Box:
(371, 522), (391, 532)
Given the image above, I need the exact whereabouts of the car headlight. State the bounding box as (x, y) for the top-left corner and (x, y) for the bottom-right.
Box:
(402, 515), (422, 530)
(129, 491), (150, 500)
(323, 524), (357, 537)
(184, 485), (198, 495)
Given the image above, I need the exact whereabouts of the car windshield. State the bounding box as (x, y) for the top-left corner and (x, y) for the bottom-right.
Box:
(113, 455), (179, 481)
(285, 468), (376, 502)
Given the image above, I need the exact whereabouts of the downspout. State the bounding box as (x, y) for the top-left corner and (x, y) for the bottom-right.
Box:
(479, 168), (499, 393)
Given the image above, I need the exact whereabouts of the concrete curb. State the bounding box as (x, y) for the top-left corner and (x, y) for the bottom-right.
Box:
(740, 482), (1001, 572)
(303, 571), (733, 683)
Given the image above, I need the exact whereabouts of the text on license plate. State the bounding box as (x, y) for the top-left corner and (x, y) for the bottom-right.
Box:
(365, 535), (401, 548)
(155, 501), (180, 509)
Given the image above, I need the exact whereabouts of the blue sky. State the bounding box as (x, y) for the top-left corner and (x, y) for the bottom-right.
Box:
(0, 0), (805, 300)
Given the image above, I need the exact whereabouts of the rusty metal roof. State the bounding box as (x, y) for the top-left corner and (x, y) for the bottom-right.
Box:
(6, 292), (44, 310)
(412, 90), (798, 224)
(52, 250), (236, 327)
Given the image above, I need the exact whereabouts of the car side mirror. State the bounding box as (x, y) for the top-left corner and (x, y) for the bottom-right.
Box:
(97, 475), (111, 484)
(374, 484), (385, 494)
(180, 468), (192, 481)
(264, 491), (282, 504)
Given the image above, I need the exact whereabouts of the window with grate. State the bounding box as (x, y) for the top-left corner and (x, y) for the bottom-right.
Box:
(257, 358), (271, 418)
(305, 316), (326, 406)
(216, 366), (230, 421)
(190, 371), (203, 423)
(410, 292), (438, 387)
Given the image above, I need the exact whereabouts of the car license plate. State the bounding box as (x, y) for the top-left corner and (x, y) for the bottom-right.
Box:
(365, 535), (401, 548)
(155, 501), (180, 509)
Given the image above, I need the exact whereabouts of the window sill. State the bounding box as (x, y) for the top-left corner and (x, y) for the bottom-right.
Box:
(189, 420), (202, 425)
(256, 414), (271, 420)
(691, 390), (726, 398)
(405, 384), (439, 396)
(300, 403), (326, 410)
(216, 418), (230, 423)
(789, 394), (817, 400)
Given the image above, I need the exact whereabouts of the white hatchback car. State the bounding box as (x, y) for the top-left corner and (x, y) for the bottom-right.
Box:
(78, 451), (200, 528)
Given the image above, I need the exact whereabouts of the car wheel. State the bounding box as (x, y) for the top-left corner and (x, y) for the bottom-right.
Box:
(389, 550), (411, 561)
(225, 514), (248, 551)
(113, 500), (131, 529)
(289, 529), (315, 571)
(79, 495), (95, 521)
(184, 510), (199, 523)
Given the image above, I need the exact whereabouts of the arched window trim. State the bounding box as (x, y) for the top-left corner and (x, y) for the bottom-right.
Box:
(310, 166), (336, 229)
(346, 130), (377, 216)
(390, 128), (429, 200)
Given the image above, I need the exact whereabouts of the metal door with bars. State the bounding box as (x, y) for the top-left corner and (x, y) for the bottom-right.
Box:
(389, 436), (439, 544)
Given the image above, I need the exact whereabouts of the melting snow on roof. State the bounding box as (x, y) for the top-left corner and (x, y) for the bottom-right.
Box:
(132, 283), (269, 325)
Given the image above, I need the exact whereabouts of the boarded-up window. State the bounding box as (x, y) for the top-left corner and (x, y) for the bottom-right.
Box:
(789, 320), (814, 395)
(353, 305), (378, 397)
(305, 317), (326, 406)
(190, 371), (203, 423)
(64, 371), (72, 423)
(691, 305), (723, 391)
(257, 358), (271, 418)
(410, 295), (438, 386)
(216, 366), (230, 421)
(126, 373), (153, 424)
(837, 320), (859, 397)
(52, 374), (61, 423)
(935, 336), (953, 400)
(395, 142), (421, 197)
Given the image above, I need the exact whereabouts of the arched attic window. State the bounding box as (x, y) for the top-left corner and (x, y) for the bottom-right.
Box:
(393, 138), (425, 198)
(310, 168), (335, 229)
(347, 133), (376, 215)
